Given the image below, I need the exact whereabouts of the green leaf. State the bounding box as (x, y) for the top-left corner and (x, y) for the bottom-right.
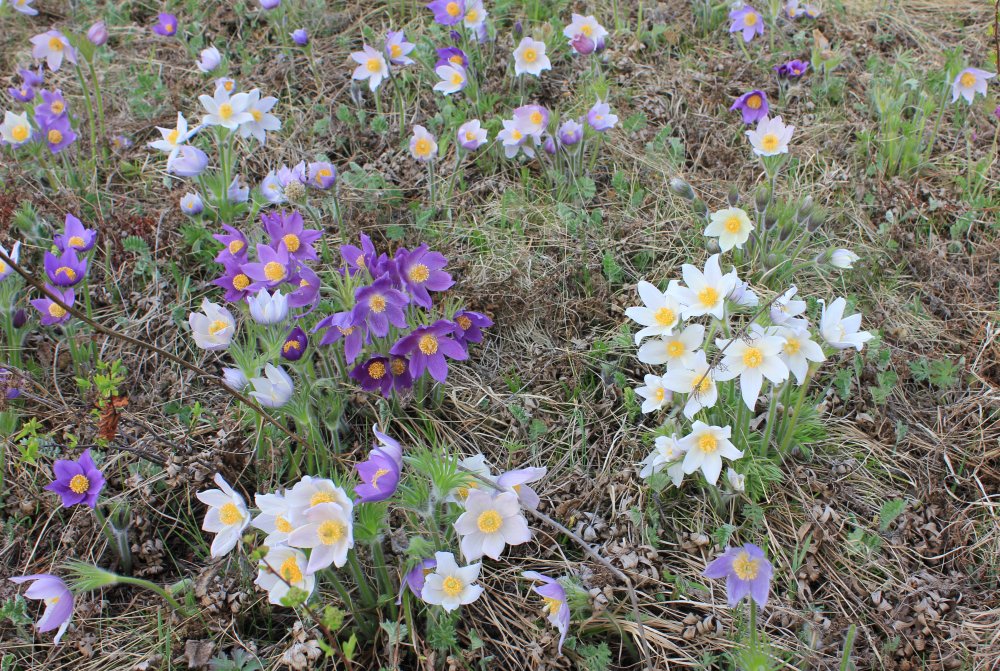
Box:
(878, 499), (907, 531)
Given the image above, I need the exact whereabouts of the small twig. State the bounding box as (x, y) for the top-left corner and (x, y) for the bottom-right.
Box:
(0, 249), (312, 450)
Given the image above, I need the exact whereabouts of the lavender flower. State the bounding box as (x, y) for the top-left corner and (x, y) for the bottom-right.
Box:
(307, 161), (337, 189)
(54, 214), (96, 253)
(557, 119), (583, 146)
(427, 0), (465, 25)
(227, 175), (249, 203)
(513, 104), (550, 138)
(390, 320), (468, 382)
(385, 30), (416, 66)
(586, 99), (618, 131)
(354, 446), (401, 502)
(400, 558), (437, 602)
(775, 59), (808, 78)
(88, 21), (109, 46)
(35, 89), (68, 125)
(435, 47), (468, 69)
(212, 257), (253, 302)
(180, 192), (204, 216)
(43, 248), (87, 287)
(457, 120), (488, 150)
(395, 244), (453, 308)
(340, 233), (379, 276)
(197, 46), (222, 73)
(212, 224), (248, 262)
(38, 115), (77, 154)
(282, 326), (309, 361)
(523, 572), (570, 654)
(314, 310), (368, 363)
(20, 66), (44, 88)
(703, 543), (774, 608)
(352, 275), (410, 337)
(167, 145), (209, 177)
(11, 0), (39, 15)
(730, 90), (769, 124)
(291, 29), (309, 46)
(9, 575), (73, 644)
(452, 310), (492, 346)
(8, 84), (34, 103)
(152, 13), (179, 37)
(30, 31), (76, 71)
(44, 449), (105, 508)
(242, 243), (292, 289)
(287, 266), (321, 312)
(389, 355), (414, 392)
(0, 242), (21, 282)
(728, 6), (764, 42)
(261, 210), (321, 263)
(350, 356), (394, 396)
(31, 286), (74, 325)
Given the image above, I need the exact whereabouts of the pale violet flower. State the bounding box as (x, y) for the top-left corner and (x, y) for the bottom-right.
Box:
(705, 207), (754, 252)
(726, 468), (746, 493)
(463, 0), (488, 29)
(715, 324), (790, 409)
(196, 473), (251, 557)
(563, 14), (608, 51)
(286, 476), (354, 521)
(626, 280), (683, 344)
(252, 491), (297, 547)
(513, 37), (551, 77)
(248, 288), (289, 324)
(497, 118), (535, 159)
(951, 68), (994, 104)
(433, 64), (468, 95)
(679, 422), (742, 485)
(637, 323), (705, 370)
(189, 299), (235, 350)
(409, 125), (438, 162)
(197, 46), (222, 73)
(496, 466), (546, 510)
(222, 367), (249, 391)
(457, 119), (488, 150)
(445, 454), (495, 505)
(769, 286), (807, 325)
(819, 297), (873, 351)
(249, 363), (294, 408)
(421, 551), (484, 612)
(30, 31), (76, 72)
(0, 111), (32, 147)
(180, 192), (204, 216)
(227, 175), (249, 203)
(746, 116), (794, 156)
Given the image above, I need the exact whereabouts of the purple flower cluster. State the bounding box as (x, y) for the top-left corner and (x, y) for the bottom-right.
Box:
(315, 234), (493, 396)
(775, 59), (809, 79)
(30, 214), (97, 326)
(2, 66), (78, 154)
(260, 160), (337, 204)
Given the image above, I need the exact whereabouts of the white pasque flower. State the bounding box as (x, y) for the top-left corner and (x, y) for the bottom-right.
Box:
(351, 45), (389, 91)
(829, 248), (860, 269)
(197, 46), (222, 73)
(715, 324), (790, 409)
(454, 490), (532, 560)
(563, 13), (609, 44)
(662, 350), (718, 419)
(189, 298), (236, 350)
(463, 0), (488, 28)
(726, 468), (746, 493)
(1, 111), (33, 147)
(635, 373), (672, 413)
(445, 454), (495, 505)
(705, 207), (754, 252)
(433, 64), (467, 95)
(238, 89), (281, 144)
(249, 363), (294, 408)
(497, 118), (535, 159)
(222, 367), (249, 391)
(255, 545), (315, 606)
(637, 323), (705, 370)
(625, 280), (683, 345)
(951, 67), (994, 104)
(769, 285), (806, 325)
(679, 422), (742, 485)
(252, 491), (297, 547)
(819, 297), (873, 351)
(638, 434), (687, 487)
(196, 473), (251, 557)
(198, 87), (253, 130)
(512, 37), (551, 77)
(248, 288), (289, 324)
(288, 502), (354, 573)
(675, 254), (737, 319)
(421, 551), (484, 612)
(728, 273), (759, 307)
(777, 324), (825, 384)
(746, 115), (794, 157)
(286, 475), (355, 521)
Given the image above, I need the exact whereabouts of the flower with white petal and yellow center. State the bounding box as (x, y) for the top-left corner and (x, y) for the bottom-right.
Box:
(625, 280), (685, 345)
(746, 115), (794, 157)
(679, 422), (743, 486)
(286, 475), (354, 522)
(199, 89), (253, 130)
(255, 545), (315, 606)
(512, 37), (552, 77)
(714, 324), (790, 409)
(445, 454), (495, 505)
(196, 473), (251, 557)
(638, 434), (688, 487)
(287, 501), (354, 573)
(454, 490), (532, 561)
(675, 254), (737, 320)
(252, 491), (299, 547)
(662, 350), (719, 419)
(421, 551), (484, 612)
(188, 299), (236, 351)
(1, 111), (33, 147)
(776, 324), (825, 384)
(705, 207), (754, 252)
(635, 373), (672, 414)
(819, 297), (873, 351)
(637, 323), (705, 370)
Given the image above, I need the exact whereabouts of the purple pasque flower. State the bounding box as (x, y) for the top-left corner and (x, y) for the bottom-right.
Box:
(31, 286), (74, 325)
(9, 574), (73, 644)
(212, 256), (253, 302)
(340, 233), (380, 276)
(307, 161), (337, 190)
(389, 355), (413, 392)
(452, 309), (492, 346)
(390, 319), (468, 382)
(314, 310), (368, 363)
(557, 119), (583, 146)
(522, 571), (570, 654)
(354, 447), (401, 502)
(260, 0), (281, 8)
(261, 210), (321, 263)
(44, 449), (105, 508)
(703, 543), (774, 608)
(400, 557), (437, 602)
(43, 248), (87, 287)
(282, 325), (309, 361)
(291, 29), (309, 46)
(457, 119), (488, 151)
(352, 275), (409, 337)
(350, 356), (394, 396)
(38, 115), (77, 154)
(1, 366), (22, 400)
(54, 213), (97, 253)
(152, 13), (179, 37)
(167, 145), (209, 177)
(372, 425), (404, 466)
(586, 99), (618, 132)
(513, 104), (550, 138)
(435, 47), (468, 69)
(287, 265), (321, 312)
(427, 0), (465, 25)
(212, 224), (249, 262)
(385, 30), (416, 66)
(8, 84), (34, 103)
(730, 90), (769, 124)
(729, 6), (764, 43)
(20, 66), (45, 88)
(35, 89), (68, 126)
(395, 244), (453, 309)
(242, 242), (293, 289)
(497, 466), (545, 509)
(775, 59), (809, 78)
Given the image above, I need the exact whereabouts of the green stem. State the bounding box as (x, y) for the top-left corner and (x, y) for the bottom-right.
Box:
(117, 574), (188, 615)
(84, 56), (107, 146)
(778, 366), (815, 453)
(73, 65), (99, 172)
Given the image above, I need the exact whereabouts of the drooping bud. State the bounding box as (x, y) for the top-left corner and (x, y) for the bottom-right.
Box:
(727, 186), (740, 207)
(795, 196), (814, 223)
(706, 238), (721, 254)
(755, 185), (771, 213)
(693, 199), (708, 217)
(87, 21), (109, 46)
(12, 308), (27, 329)
(669, 177), (695, 201)
(764, 213), (778, 231)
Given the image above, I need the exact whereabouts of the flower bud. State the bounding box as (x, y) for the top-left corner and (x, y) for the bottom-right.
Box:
(829, 249), (860, 269)
(706, 238), (721, 254)
(764, 213), (778, 231)
(727, 186), (740, 207)
(87, 21), (109, 46)
(806, 209), (823, 232)
(669, 177), (695, 201)
(795, 196), (813, 223)
(513, 21), (523, 37)
(12, 308), (27, 329)
(291, 29), (309, 46)
(755, 185), (771, 213)
(693, 198), (708, 217)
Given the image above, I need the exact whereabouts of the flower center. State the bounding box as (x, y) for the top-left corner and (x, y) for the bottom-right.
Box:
(49, 37), (64, 51)
(510, 129), (523, 141)
(414, 138), (432, 156)
(223, 80), (234, 92)
(232, 273), (250, 290)
(48, 303), (67, 318)
(724, 216), (743, 233)
(697, 432), (718, 454)
(166, 128), (180, 145)
(529, 111), (543, 125)
(449, 55), (464, 65)
(418, 334), (438, 355)
(217, 103), (234, 121)
(371, 467), (390, 487)
(208, 319), (229, 336)
(783, 338), (801, 355)
(275, 516), (293, 533)
(68, 235), (85, 248)
(47, 129), (64, 145)
(761, 134), (780, 152)
(442, 575), (464, 597)
(698, 287), (719, 308)
(744, 11), (758, 25)
(164, 22), (175, 34)
(251, 108), (263, 122)
(51, 101), (65, 114)
(667, 340), (685, 358)
(338, 326), (355, 336)
(693, 374), (712, 395)
(544, 596), (563, 614)
(219, 502), (243, 525)
(446, 1), (461, 16)
(11, 125), (29, 142)
(746, 95), (762, 110)
(368, 361), (386, 379)
(465, 131), (476, 141)
(279, 555), (303, 584)
(654, 387), (665, 401)
(742, 347), (763, 368)
(476, 509), (503, 534)
(581, 24), (593, 36)
(466, 8), (479, 21)
(310, 491), (336, 507)
(315, 168), (333, 183)
(283, 340), (301, 353)
(960, 72), (976, 88)
(523, 48), (537, 63)
(369, 294), (387, 313)
(450, 72), (464, 85)
(456, 315), (472, 330)
(408, 264), (430, 283)
(264, 261), (286, 282)
(390, 44), (402, 58)
(228, 239), (244, 255)
(366, 58), (382, 73)
(732, 551), (760, 580)
(56, 266), (77, 281)
(654, 307), (675, 326)
(282, 233), (301, 253)
(317, 520), (346, 545)
(391, 358), (407, 375)
(455, 481), (477, 500)
(69, 474), (90, 494)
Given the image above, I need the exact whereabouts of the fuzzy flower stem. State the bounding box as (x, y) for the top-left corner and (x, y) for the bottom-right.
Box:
(84, 55), (107, 147)
(93, 506), (133, 574)
(73, 64), (99, 171)
(778, 364), (816, 453)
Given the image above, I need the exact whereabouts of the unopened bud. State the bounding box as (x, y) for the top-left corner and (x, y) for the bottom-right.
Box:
(764, 213), (778, 231)
(755, 185), (771, 213)
(727, 186), (740, 207)
(778, 224), (792, 241)
(12, 308), (27, 329)
(706, 238), (721, 254)
(669, 177), (695, 201)
(795, 196), (814, 223)
(806, 209), (823, 232)
(693, 199), (708, 217)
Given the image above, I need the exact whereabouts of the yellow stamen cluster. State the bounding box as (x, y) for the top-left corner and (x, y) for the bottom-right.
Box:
(69, 474), (90, 494)
(56, 266), (76, 281)
(208, 319), (229, 335)
(697, 432), (718, 454)
(408, 264), (430, 283)
(11, 125), (29, 143)
(391, 358), (408, 375)
(282, 234), (301, 253)
(48, 304), (67, 319)
(456, 315), (472, 330)
(219, 502), (243, 525)
(47, 129), (63, 145)
(741, 347), (763, 368)
(445, 1), (461, 16)
(368, 361), (387, 380)
(366, 58), (382, 73)
(232, 274), (250, 290)
(732, 551), (760, 580)
(48, 37), (64, 51)
(317, 520), (346, 545)
(418, 334), (438, 355)
(217, 103), (234, 121)
(310, 491), (336, 507)
(228, 239), (244, 255)
(67, 235), (85, 248)
(264, 261), (286, 282)
(654, 307), (675, 326)
(760, 134), (780, 152)
(698, 287), (719, 308)
(476, 509), (503, 534)
(369, 294), (387, 313)
(371, 468), (390, 487)
(724, 216), (743, 233)
(275, 516), (293, 533)
(960, 72), (976, 88)
(280, 555), (303, 584)
(523, 48), (538, 63)
(667, 340), (685, 358)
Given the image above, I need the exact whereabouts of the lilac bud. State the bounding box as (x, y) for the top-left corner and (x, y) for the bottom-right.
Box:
(12, 308), (27, 329)
(513, 21), (523, 37)
(281, 326), (309, 361)
(727, 186), (740, 207)
(259, 0), (281, 9)
(570, 33), (596, 55)
(291, 29), (309, 46)
(669, 177), (695, 200)
(994, 105), (1000, 121)
(543, 136), (556, 155)
(449, 30), (462, 43)
(87, 21), (109, 46)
